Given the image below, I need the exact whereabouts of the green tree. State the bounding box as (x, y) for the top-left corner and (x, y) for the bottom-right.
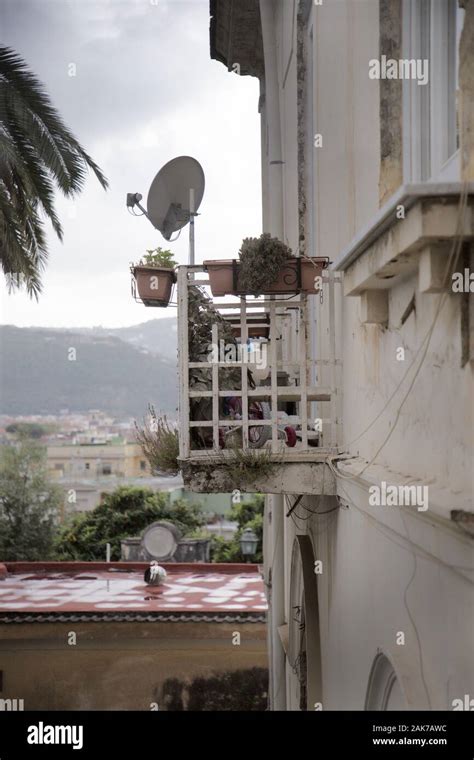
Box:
(211, 494), (264, 563)
(0, 46), (108, 297)
(5, 421), (55, 439)
(54, 485), (204, 561)
(0, 440), (61, 560)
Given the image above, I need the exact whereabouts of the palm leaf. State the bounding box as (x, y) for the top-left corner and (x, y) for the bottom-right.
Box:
(0, 45), (108, 296)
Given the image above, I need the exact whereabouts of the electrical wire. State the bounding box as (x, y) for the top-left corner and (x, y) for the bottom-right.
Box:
(168, 228), (182, 243)
(334, 480), (436, 708)
(399, 508), (432, 709)
(335, 479), (474, 577)
(127, 207), (144, 217)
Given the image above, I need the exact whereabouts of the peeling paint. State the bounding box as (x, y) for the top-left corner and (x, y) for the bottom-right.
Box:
(460, 0), (474, 180)
(379, 0), (403, 205)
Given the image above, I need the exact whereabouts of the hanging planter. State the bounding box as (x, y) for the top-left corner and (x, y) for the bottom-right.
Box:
(131, 247), (177, 307)
(204, 234), (329, 297)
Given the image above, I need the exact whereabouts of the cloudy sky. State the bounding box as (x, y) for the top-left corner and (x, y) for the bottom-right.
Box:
(0, 0), (261, 327)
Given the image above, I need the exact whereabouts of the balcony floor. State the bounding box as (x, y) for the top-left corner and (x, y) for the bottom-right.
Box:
(179, 454), (337, 495)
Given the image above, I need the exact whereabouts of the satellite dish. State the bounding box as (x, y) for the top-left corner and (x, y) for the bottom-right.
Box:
(146, 156), (205, 241)
(141, 521), (181, 561)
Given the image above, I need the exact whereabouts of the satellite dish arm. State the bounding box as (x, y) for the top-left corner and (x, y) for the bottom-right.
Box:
(126, 192), (152, 222)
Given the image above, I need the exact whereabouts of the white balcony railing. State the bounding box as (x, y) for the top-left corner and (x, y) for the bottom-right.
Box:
(177, 265), (341, 466)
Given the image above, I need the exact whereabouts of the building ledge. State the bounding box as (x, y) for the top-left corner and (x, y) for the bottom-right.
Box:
(332, 185), (474, 325)
(333, 182), (474, 287)
(180, 457), (336, 495)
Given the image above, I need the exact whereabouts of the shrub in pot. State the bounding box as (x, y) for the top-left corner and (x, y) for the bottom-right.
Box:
(204, 233), (327, 297)
(131, 247), (177, 307)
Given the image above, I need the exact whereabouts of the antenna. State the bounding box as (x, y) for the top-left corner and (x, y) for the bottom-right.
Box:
(127, 156), (205, 266)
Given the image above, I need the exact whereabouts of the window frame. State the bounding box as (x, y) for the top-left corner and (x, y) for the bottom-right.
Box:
(402, 0), (464, 183)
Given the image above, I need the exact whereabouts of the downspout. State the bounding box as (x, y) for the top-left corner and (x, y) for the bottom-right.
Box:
(260, 0), (285, 235)
(259, 0), (286, 712)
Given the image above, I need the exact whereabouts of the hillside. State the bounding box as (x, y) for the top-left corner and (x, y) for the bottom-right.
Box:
(0, 325), (178, 417)
(66, 318), (178, 361)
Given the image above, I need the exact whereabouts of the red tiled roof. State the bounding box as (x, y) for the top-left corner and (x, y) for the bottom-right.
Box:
(0, 563), (267, 622)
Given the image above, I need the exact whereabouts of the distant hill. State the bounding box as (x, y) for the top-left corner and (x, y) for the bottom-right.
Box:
(0, 325), (178, 417)
(69, 318), (178, 361)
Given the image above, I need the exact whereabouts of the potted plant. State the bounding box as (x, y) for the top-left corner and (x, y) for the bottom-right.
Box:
(204, 233), (328, 297)
(131, 247), (177, 307)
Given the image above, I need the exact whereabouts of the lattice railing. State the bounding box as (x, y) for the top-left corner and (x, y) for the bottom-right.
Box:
(177, 265), (341, 463)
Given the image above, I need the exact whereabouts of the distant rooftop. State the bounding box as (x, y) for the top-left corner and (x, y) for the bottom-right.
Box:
(0, 563), (267, 623)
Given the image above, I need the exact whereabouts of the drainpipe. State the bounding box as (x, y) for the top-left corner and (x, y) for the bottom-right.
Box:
(260, 0), (284, 236)
(259, 0), (286, 711)
(268, 493), (286, 710)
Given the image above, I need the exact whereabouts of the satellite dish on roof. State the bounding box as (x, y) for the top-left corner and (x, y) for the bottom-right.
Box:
(126, 155), (205, 265)
(141, 521), (181, 562)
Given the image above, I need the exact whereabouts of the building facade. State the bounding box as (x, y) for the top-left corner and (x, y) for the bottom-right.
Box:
(47, 441), (150, 480)
(0, 562), (267, 710)
(207, 0), (474, 711)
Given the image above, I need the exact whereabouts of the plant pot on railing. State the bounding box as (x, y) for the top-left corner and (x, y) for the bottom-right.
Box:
(203, 233), (329, 298)
(132, 265), (176, 307)
(204, 256), (328, 297)
(131, 247), (177, 307)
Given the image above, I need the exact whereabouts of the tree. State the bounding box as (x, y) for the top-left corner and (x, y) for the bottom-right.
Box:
(0, 46), (108, 297)
(5, 421), (55, 439)
(211, 494), (264, 563)
(54, 485), (204, 561)
(0, 440), (61, 560)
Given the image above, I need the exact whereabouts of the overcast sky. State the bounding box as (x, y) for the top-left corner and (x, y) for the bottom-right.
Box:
(0, 0), (261, 328)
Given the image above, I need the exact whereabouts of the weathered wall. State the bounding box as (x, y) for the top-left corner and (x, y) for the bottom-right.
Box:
(300, 492), (473, 710)
(260, 0), (473, 711)
(460, 0), (474, 179)
(0, 621), (267, 710)
(379, 0), (403, 205)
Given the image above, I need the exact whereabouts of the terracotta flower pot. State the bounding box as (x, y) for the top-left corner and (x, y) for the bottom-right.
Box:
(132, 265), (176, 307)
(204, 257), (328, 297)
(202, 260), (235, 296)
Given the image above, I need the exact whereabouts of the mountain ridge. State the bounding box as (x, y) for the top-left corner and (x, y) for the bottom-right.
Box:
(0, 322), (178, 417)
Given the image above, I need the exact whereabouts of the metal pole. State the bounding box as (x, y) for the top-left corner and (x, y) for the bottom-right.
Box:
(189, 187), (195, 266)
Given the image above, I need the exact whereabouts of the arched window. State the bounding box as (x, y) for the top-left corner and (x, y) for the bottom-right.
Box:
(365, 652), (408, 711)
(289, 535), (323, 710)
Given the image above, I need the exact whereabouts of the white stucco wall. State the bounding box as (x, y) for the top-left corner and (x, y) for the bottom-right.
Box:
(261, 0), (473, 711)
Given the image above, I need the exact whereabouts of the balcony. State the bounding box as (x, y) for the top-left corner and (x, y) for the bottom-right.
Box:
(176, 265), (341, 495)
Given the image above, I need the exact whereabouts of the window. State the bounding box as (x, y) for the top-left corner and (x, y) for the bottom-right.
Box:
(403, 0), (465, 182)
(365, 653), (407, 710)
(289, 534), (323, 710)
(140, 460), (147, 471)
(102, 464), (112, 475)
(84, 462), (90, 470)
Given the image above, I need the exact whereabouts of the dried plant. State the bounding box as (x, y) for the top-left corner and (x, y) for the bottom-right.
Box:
(238, 233), (292, 295)
(209, 444), (283, 484)
(135, 406), (179, 475)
